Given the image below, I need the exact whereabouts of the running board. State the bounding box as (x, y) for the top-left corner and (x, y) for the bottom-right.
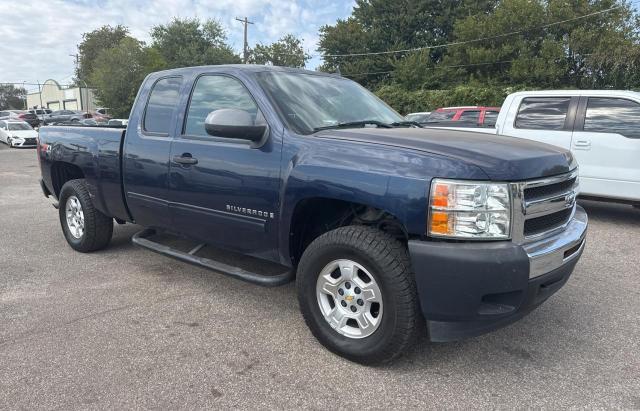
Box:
(131, 229), (294, 287)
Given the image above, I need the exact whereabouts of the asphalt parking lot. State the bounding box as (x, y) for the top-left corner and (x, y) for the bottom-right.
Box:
(1, 144), (639, 409)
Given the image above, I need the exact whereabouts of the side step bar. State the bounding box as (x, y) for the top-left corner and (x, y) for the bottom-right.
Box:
(132, 228), (294, 287)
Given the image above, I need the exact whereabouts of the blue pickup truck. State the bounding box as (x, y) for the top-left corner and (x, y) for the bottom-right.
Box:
(37, 65), (587, 364)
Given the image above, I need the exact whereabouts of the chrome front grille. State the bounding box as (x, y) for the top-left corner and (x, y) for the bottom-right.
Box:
(510, 169), (579, 244)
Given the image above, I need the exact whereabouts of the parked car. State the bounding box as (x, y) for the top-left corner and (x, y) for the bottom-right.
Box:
(43, 110), (92, 125)
(0, 120), (38, 147)
(28, 108), (52, 116)
(423, 106), (500, 128)
(405, 112), (431, 123)
(28, 108), (53, 125)
(107, 118), (128, 126)
(0, 110), (40, 128)
(37, 65), (587, 364)
(92, 108), (112, 123)
(433, 90), (640, 205)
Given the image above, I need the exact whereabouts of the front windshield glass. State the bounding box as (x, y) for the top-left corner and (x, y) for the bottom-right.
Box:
(256, 71), (404, 135)
(8, 123), (32, 131)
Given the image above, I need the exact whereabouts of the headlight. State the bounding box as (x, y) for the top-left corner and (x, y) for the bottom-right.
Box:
(428, 179), (511, 239)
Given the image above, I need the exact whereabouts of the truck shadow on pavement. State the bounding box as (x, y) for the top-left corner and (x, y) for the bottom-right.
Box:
(100, 205), (624, 373)
(578, 199), (639, 224)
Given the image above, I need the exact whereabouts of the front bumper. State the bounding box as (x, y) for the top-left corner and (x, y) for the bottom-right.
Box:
(408, 205), (587, 342)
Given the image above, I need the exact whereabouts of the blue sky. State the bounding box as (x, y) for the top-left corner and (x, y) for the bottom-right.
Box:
(0, 0), (355, 90)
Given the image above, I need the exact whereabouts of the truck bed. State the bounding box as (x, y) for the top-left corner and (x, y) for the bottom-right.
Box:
(38, 125), (130, 222)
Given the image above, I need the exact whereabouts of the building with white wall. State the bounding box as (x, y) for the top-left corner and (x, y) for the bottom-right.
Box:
(26, 79), (97, 112)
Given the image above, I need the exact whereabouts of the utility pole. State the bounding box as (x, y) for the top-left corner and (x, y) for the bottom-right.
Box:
(37, 80), (44, 122)
(235, 17), (254, 64)
(69, 53), (79, 78)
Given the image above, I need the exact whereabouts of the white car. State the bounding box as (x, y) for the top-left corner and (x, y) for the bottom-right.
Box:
(434, 90), (640, 205)
(405, 112), (431, 123)
(0, 120), (38, 148)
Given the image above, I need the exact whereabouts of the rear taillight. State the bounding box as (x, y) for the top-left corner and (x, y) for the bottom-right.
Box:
(18, 114), (26, 119)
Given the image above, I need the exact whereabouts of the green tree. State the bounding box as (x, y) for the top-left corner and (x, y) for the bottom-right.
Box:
(442, 0), (640, 89)
(249, 34), (310, 67)
(150, 18), (241, 68)
(0, 84), (26, 110)
(88, 38), (166, 118)
(318, 0), (497, 88)
(75, 25), (129, 85)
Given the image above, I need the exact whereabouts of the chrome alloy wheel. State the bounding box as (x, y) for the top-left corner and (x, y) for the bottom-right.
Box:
(65, 195), (85, 239)
(316, 259), (383, 339)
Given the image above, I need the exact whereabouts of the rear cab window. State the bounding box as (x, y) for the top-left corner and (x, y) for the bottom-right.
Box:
(515, 97), (571, 130)
(457, 110), (481, 124)
(483, 110), (499, 127)
(143, 76), (183, 135)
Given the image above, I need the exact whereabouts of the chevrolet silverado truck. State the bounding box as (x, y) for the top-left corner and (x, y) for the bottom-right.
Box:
(37, 65), (588, 364)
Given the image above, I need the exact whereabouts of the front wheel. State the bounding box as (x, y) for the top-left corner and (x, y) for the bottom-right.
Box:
(7, 137), (13, 147)
(297, 226), (421, 365)
(58, 179), (113, 252)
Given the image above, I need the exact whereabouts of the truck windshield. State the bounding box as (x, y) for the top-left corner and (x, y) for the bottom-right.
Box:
(256, 71), (404, 135)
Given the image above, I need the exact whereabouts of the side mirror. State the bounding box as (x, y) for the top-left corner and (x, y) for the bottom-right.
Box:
(204, 109), (266, 142)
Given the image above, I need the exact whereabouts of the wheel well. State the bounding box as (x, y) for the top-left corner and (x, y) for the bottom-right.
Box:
(51, 162), (84, 197)
(289, 198), (408, 265)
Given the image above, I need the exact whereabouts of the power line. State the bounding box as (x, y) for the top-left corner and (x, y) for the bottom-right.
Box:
(322, 5), (623, 59)
(341, 55), (600, 77)
(0, 82), (94, 88)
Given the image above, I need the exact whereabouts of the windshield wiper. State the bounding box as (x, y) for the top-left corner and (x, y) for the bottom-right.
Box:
(313, 120), (394, 132)
(390, 120), (423, 128)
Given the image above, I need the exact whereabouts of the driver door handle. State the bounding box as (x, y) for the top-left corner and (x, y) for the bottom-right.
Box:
(173, 154), (198, 165)
(573, 140), (591, 150)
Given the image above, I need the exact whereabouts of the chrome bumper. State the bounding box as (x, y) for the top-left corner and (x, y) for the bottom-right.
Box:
(524, 205), (588, 279)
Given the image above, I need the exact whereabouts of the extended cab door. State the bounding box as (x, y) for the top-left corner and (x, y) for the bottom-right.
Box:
(123, 76), (184, 229)
(500, 96), (578, 150)
(167, 73), (282, 259)
(571, 96), (640, 201)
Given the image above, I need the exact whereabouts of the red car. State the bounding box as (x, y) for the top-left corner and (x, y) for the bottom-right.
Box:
(425, 106), (501, 128)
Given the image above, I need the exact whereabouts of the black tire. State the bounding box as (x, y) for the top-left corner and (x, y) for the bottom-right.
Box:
(58, 179), (113, 252)
(297, 226), (421, 365)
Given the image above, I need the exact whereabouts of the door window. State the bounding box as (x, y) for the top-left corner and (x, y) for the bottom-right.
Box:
(184, 75), (262, 137)
(515, 97), (571, 130)
(143, 76), (183, 135)
(583, 97), (640, 139)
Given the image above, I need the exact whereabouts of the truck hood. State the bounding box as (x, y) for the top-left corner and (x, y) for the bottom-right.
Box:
(315, 127), (575, 181)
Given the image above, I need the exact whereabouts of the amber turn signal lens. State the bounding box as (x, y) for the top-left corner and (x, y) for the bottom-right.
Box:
(431, 183), (449, 208)
(430, 211), (451, 235)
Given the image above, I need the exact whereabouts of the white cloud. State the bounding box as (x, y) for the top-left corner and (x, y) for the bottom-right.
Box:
(0, 0), (354, 88)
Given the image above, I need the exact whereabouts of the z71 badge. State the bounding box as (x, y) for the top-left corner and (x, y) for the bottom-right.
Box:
(226, 205), (274, 219)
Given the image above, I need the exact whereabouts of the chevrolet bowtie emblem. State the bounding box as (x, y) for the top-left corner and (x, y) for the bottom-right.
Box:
(345, 295), (354, 302)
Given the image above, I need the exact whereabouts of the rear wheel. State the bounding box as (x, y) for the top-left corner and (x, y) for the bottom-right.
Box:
(58, 179), (113, 252)
(297, 226), (421, 365)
